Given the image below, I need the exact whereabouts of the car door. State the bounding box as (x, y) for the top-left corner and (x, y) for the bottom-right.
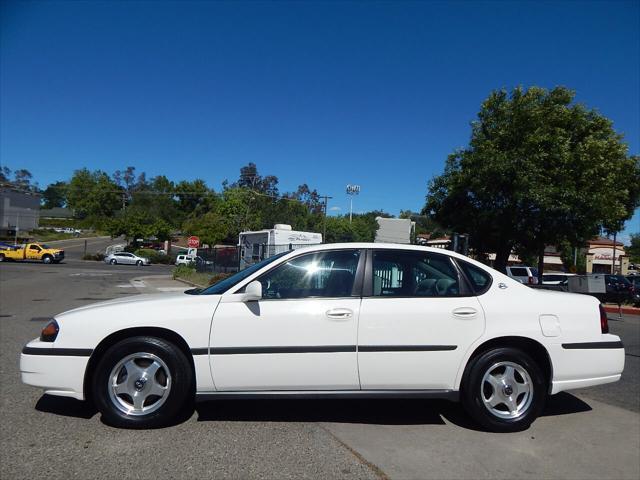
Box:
(358, 249), (486, 390)
(27, 245), (41, 260)
(121, 253), (135, 264)
(209, 249), (364, 391)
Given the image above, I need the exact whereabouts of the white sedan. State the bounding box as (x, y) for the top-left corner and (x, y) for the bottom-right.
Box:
(20, 243), (624, 432)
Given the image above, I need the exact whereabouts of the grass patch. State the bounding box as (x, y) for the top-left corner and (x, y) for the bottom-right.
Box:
(31, 229), (103, 242)
(173, 265), (233, 287)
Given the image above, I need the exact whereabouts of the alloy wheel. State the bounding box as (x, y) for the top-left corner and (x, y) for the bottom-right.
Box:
(480, 361), (533, 420)
(108, 352), (171, 416)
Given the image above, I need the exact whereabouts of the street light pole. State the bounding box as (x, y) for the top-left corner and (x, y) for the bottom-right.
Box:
(346, 184), (361, 224)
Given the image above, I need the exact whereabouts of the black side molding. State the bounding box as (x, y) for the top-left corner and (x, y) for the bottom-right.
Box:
(22, 346), (93, 357)
(561, 341), (624, 350)
(210, 346), (357, 355)
(199, 345), (459, 355)
(359, 345), (457, 352)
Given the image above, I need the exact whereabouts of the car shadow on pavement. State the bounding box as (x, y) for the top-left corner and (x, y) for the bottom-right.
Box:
(196, 392), (593, 431)
(33, 391), (593, 431)
(35, 394), (97, 419)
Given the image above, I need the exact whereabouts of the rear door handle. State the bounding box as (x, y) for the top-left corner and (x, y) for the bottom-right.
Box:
(452, 307), (478, 319)
(326, 308), (353, 320)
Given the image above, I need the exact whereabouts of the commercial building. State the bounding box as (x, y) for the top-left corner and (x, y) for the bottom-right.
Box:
(0, 187), (41, 238)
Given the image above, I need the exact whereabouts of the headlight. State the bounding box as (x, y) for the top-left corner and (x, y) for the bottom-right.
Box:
(40, 319), (59, 342)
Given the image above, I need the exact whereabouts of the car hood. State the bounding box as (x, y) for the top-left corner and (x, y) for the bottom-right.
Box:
(56, 291), (214, 317)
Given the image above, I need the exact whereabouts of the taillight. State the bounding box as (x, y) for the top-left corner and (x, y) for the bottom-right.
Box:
(40, 319), (59, 342)
(528, 276), (534, 285)
(598, 304), (609, 334)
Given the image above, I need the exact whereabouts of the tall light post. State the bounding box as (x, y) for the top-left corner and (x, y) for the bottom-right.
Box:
(346, 184), (361, 223)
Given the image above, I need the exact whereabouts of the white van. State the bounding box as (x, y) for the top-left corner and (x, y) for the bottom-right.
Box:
(506, 266), (539, 285)
(175, 254), (195, 266)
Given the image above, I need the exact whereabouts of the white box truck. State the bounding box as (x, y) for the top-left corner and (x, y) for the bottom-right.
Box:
(374, 217), (415, 244)
(238, 224), (322, 269)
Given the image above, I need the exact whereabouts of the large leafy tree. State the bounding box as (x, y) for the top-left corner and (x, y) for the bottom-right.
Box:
(424, 86), (640, 275)
(627, 233), (640, 264)
(66, 168), (121, 221)
(182, 211), (229, 246)
(108, 209), (172, 242)
(41, 181), (68, 209)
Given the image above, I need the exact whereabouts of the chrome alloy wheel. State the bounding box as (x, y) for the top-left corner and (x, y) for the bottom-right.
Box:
(480, 361), (533, 420)
(108, 352), (171, 416)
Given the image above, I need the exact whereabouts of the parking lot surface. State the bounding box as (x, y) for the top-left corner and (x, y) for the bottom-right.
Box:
(1, 245), (639, 479)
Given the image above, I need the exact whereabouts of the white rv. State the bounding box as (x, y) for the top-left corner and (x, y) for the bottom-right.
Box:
(374, 217), (415, 244)
(238, 224), (322, 269)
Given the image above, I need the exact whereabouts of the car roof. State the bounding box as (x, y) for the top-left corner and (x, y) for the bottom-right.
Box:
(278, 242), (490, 268)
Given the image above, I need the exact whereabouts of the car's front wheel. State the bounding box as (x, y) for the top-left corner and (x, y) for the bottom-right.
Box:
(136, 260), (143, 266)
(110, 259), (117, 265)
(92, 336), (194, 428)
(461, 347), (546, 432)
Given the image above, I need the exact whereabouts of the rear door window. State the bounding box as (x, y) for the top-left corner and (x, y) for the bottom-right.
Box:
(509, 267), (528, 277)
(372, 250), (461, 297)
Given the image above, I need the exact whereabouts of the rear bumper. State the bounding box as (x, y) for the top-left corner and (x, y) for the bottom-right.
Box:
(549, 336), (625, 394)
(20, 339), (90, 400)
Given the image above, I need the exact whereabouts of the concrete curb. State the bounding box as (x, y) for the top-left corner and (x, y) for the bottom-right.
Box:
(173, 276), (206, 288)
(604, 305), (640, 316)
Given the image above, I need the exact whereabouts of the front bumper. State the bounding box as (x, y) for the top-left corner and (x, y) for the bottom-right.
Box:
(20, 339), (90, 400)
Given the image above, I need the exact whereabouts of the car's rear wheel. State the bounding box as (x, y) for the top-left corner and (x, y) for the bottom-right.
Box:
(461, 347), (546, 432)
(92, 336), (194, 428)
(110, 259), (117, 265)
(0, 254), (5, 262)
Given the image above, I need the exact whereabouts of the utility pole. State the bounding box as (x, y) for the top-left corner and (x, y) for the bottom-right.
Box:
(612, 232), (617, 274)
(14, 212), (19, 245)
(320, 194), (333, 242)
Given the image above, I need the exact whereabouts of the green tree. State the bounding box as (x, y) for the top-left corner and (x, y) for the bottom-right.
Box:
(175, 179), (214, 215)
(627, 233), (640, 264)
(66, 168), (121, 222)
(182, 211), (229, 246)
(108, 209), (172, 243)
(425, 86), (640, 275)
(41, 181), (67, 209)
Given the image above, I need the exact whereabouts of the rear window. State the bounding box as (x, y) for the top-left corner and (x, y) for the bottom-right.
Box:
(509, 267), (528, 276)
(458, 260), (492, 294)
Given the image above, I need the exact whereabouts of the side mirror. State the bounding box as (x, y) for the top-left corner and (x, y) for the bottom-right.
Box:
(242, 280), (262, 302)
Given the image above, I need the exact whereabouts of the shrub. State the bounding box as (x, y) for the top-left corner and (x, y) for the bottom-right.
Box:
(208, 272), (233, 286)
(173, 264), (195, 279)
(82, 252), (105, 261)
(134, 248), (172, 264)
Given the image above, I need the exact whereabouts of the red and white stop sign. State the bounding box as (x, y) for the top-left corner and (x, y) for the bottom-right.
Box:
(187, 236), (200, 248)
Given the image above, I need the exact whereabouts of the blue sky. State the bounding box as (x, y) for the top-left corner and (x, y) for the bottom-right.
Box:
(1, 0), (638, 241)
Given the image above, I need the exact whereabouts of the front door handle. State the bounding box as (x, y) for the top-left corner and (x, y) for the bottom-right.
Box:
(452, 307), (478, 319)
(326, 308), (353, 320)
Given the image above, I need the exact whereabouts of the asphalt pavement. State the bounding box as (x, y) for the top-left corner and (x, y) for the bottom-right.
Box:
(1, 241), (639, 479)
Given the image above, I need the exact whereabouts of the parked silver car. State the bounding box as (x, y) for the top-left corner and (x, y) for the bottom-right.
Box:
(104, 252), (150, 266)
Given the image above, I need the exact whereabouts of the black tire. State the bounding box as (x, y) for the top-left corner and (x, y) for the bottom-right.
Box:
(461, 347), (547, 432)
(92, 336), (194, 428)
(0, 254), (5, 262)
(42, 255), (53, 264)
(110, 259), (117, 265)
(136, 260), (143, 266)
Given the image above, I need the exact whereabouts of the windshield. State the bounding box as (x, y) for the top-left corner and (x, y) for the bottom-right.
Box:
(197, 251), (290, 295)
